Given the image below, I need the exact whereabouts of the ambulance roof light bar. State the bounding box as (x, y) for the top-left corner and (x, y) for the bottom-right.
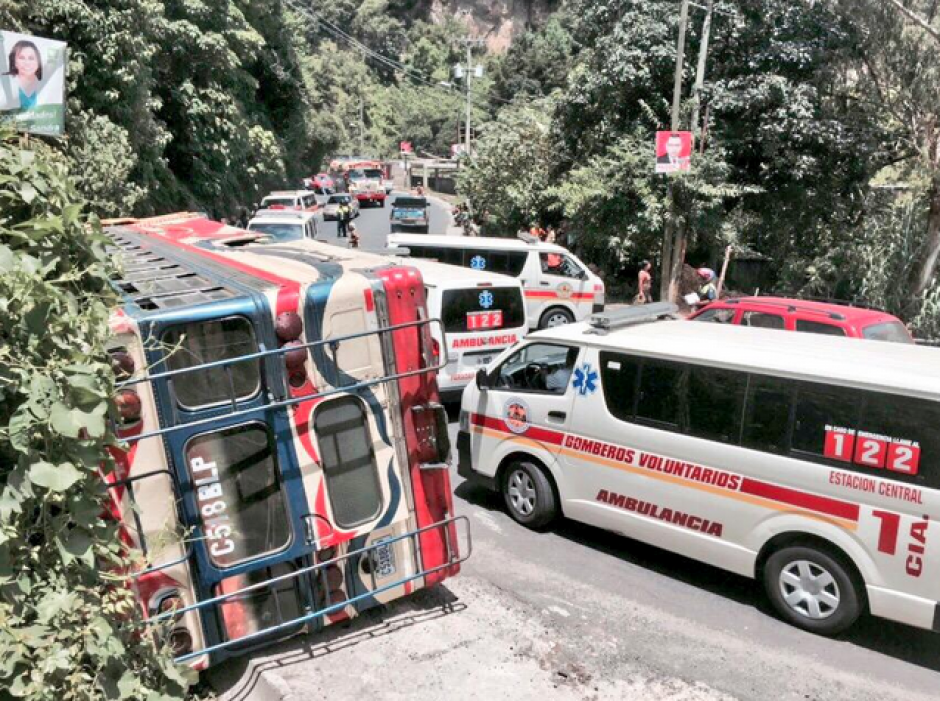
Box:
(587, 303), (678, 334)
(517, 232), (539, 244)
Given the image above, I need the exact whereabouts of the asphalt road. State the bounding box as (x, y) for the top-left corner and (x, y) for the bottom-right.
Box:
(315, 190), (453, 248)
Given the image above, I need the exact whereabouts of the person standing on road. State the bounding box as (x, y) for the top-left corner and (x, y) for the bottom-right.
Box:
(337, 201), (349, 237)
(636, 260), (653, 304)
(349, 222), (360, 248)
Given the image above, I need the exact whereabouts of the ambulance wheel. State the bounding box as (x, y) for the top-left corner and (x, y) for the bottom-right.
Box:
(763, 545), (862, 636)
(501, 460), (557, 530)
(539, 307), (574, 329)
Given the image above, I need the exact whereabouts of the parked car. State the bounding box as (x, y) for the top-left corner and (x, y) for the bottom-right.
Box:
(688, 296), (913, 343)
(389, 196), (430, 233)
(322, 193), (360, 221)
(246, 210), (318, 242)
(258, 190), (319, 213)
(304, 173), (335, 194)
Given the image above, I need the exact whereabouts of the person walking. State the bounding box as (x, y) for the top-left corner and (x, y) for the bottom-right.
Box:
(349, 222), (360, 248)
(337, 201), (349, 237)
(636, 260), (653, 304)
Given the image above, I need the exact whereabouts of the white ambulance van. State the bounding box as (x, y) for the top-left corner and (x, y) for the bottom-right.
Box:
(457, 303), (940, 637)
(401, 259), (527, 402)
(387, 233), (605, 330)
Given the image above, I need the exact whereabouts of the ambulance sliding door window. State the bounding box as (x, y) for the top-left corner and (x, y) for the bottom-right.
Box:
(163, 317), (260, 410)
(686, 365), (746, 443)
(600, 352), (640, 421)
(635, 360), (686, 429)
(742, 376), (794, 454)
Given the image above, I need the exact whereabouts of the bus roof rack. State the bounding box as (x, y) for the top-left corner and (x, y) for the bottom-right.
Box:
(587, 303), (678, 334)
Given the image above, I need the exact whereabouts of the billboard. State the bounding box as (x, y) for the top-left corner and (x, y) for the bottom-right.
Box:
(654, 131), (693, 174)
(0, 31), (67, 137)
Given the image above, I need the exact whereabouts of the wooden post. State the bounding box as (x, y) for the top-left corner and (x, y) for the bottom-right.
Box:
(716, 245), (733, 298)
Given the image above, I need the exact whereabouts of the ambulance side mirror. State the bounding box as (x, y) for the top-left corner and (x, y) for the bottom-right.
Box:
(475, 368), (490, 392)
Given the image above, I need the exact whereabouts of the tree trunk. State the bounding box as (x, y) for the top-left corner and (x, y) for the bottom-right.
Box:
(911, 171), (940, 298)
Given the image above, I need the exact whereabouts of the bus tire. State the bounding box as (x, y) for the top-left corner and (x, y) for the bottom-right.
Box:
(762, 545), (862, 636)
(538, 307), (574, 329)
(501, 460), (557, 530)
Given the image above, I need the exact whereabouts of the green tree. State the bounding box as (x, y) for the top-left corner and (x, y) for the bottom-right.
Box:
(458, 100), (558, 234)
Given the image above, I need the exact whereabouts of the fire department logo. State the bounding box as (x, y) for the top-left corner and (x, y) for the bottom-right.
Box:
(504, 398), (531, 435)
(557, 283), (573, 299)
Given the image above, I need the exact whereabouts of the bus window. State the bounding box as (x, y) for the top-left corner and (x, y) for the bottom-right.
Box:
(742, 376), (793, 454)
(791, 383), (861, 460)
(636, 360), (685, 429)
(687, 366), (746, 443)
(314, 397), (383, 528)
(599, 352), (640, 422)
(164, 317), (260, 409)
(185, 424), (291, 567)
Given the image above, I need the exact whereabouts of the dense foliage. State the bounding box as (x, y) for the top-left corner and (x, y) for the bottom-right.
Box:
(0, 129), (190, 698)
(459, 0), (940, 334)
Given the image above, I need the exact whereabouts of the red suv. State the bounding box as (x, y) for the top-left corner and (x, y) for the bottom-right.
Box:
(688, 296), (913, 343)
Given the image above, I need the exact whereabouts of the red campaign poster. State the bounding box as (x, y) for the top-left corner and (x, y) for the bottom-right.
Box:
(655, 131), (693, 174)
(886, 442), (921, 475)
(823, 428), (855, 462)
(854, 435), (888, 468)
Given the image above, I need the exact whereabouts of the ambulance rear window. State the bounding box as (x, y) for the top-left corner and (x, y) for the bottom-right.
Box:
(440, 287), (526, 333)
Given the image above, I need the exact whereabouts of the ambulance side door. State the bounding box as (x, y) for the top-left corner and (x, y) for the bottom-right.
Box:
(470, 341), (580, 491)
(536, 252), (591, 322)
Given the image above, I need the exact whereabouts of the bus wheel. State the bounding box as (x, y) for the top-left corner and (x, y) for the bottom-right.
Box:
(539, 307), (574, 329)
(763, 545), (862, 636)
(502, 460), (557, 530)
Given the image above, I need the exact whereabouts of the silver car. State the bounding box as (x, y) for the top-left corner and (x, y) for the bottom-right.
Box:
(322, 194), (360, 221)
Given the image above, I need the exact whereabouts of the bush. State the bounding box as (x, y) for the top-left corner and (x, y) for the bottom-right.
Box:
(0, 128), (190, 699)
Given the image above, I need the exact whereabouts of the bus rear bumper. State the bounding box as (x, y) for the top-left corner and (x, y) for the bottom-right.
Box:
(867, 585), (939, 632)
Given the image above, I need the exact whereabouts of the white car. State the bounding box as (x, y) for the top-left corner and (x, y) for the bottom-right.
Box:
(258, 190), (319, 212)
(322, 194), (360, 221)
(246, 210), (318, 242)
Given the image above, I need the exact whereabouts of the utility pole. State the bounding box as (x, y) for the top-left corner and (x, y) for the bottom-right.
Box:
(660, 0), (691, 302)
(358, 97), (365, 155)
(465, 40), (473, 156)
(455, 39), (485, 156)
(690, 0), (713, 140)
